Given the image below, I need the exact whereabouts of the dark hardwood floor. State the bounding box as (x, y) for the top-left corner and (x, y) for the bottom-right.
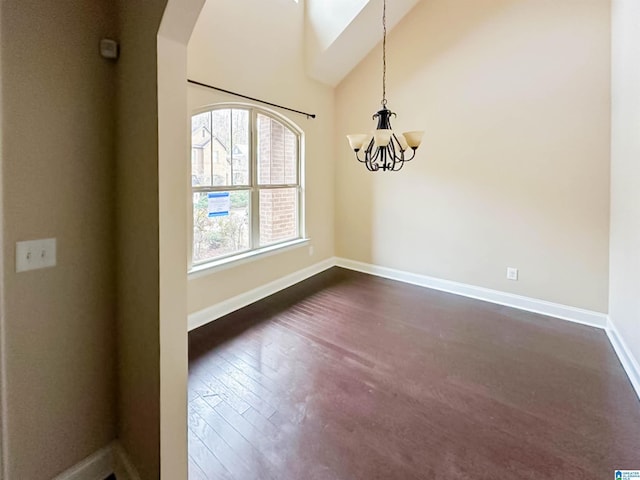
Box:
(188, 267), (640, 480)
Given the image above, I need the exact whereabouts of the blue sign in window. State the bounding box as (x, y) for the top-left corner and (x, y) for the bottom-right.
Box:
(207, 192), (230, 217)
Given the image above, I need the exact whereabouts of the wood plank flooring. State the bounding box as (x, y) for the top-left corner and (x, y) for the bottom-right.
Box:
(188, 267), (640, 479)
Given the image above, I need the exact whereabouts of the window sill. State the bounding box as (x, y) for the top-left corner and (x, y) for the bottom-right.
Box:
(188, 238), (310, 279)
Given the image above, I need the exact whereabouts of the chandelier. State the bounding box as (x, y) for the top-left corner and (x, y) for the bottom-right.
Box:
(346, 0), (424, 172)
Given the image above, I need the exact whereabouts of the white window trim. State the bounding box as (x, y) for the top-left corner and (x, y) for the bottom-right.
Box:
(188, 103), (306, 274)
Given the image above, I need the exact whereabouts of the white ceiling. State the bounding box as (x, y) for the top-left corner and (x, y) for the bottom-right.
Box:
(305, 0), (421, 87)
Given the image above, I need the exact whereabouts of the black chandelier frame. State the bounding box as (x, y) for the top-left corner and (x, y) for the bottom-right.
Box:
(347, 0), (423, 172)
(353, 108), (418, 172)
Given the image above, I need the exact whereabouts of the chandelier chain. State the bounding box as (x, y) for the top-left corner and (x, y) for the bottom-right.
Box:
(345, 0), (423, 172)
(381, 0), (387, 107)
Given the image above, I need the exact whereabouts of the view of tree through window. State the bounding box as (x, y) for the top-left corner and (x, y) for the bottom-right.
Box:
(191, 106), (302, 265)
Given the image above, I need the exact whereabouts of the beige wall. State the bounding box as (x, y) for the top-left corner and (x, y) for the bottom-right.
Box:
(335, 0), (611, 312)
(187, 0), (335, 315)
(610, 0), (640, 365)
(0, 1), (631, 479)
(115, 0), (168, 478)
(0, 1), (117, 478)
(0, 2), (5, 474)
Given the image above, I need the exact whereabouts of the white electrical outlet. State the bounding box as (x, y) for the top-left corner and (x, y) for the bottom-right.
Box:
(506, 267), (518, 281)
(309, 245), (314, 256)
(16, 238), (57, 272)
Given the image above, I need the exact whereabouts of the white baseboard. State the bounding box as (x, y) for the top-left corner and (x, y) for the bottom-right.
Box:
(53, 442), (139, 480)
(112, 443), (141, 480)
(52, 445), (113, 480)
(188, 257), (336, 331)
(606, 318), (640, 401)
(42, 259), (639, 480)
(187, 255), (639, 403)
(335, 258), (608, 329)
(188, 255), (608, 331)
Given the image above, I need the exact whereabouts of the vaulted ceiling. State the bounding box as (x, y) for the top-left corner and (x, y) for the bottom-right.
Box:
(305, 0), (421, 86)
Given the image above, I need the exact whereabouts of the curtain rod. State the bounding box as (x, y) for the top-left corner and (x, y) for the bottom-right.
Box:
(187, 79), (316, 119)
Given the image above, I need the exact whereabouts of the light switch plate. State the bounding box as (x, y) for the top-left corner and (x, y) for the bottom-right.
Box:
(16, 238), (56, 272)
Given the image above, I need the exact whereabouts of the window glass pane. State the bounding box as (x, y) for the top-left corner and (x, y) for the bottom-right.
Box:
(191, 107), (303, 266)
(193, 190), (250, 263)
(191, 111), (211, 186)
(257, 114), (298, 185)
(259, 188), (298, 246)
(211, 109), (231, 186)
(231, 109), (249, 186)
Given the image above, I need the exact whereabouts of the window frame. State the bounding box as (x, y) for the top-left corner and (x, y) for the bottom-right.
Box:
(189, 103), (305, 271)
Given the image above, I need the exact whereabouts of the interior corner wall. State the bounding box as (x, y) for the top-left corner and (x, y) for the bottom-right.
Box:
(335, 0), (611, 313)
(0, 1), (6, 477)
(0, 1), (118, 478)
(610, 0), (640, 365)
(157, 0), (205, 477)
(115, 0), (168, 478)
(186, 0), (335, 315)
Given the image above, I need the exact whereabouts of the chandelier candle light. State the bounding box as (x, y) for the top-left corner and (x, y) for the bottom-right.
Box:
(346, 0), (424, 172)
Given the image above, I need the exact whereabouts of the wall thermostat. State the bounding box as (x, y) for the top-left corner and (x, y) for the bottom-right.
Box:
(100, 38), (119, 60)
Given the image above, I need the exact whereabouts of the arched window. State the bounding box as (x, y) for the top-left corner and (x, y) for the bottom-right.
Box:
(190, 105), (303, 266)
